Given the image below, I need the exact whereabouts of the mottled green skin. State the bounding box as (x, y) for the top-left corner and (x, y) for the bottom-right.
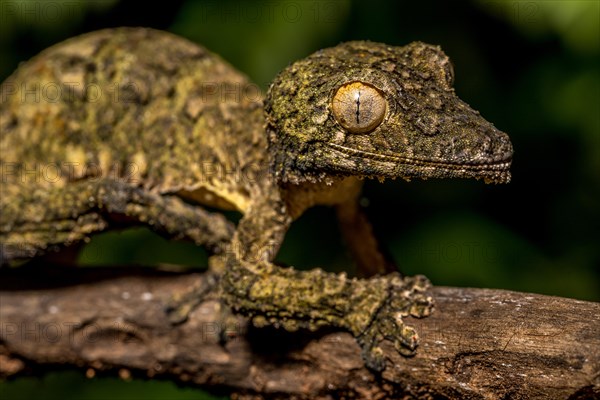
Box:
(0, 28), (512, 371)
(1, 28), (262, 259)
(267, 40), (512, 184)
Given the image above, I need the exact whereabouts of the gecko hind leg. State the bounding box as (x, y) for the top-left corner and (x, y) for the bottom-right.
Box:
(0, 179), (235, 266)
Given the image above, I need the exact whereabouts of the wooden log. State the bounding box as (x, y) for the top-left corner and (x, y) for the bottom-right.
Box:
(0, 266), (598, 399)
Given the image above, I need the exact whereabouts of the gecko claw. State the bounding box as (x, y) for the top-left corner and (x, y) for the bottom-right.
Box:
(357, 273), (433, 371)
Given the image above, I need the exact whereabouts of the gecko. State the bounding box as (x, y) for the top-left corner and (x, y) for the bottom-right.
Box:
(0, 28), (512, 371)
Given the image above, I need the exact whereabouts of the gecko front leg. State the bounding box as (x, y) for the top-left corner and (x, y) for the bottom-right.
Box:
(335, 197), (398, 277)
(220, 198), (433, 371)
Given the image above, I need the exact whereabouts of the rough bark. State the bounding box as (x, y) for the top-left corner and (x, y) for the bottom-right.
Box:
(0, 265), (598, 400)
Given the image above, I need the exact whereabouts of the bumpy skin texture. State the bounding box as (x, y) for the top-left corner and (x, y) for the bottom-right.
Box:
(0, 28), (512, 371)
(267, 41), (512, 185)
(1, 28), (263, 259)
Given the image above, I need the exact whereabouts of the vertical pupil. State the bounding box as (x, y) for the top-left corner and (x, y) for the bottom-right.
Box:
(355, 90), (361, 124)
(332, 81), (386, 134)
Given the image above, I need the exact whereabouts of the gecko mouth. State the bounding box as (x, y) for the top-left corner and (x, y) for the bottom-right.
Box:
(325, 143), (512, 184)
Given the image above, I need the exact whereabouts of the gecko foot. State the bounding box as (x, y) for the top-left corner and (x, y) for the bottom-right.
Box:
(165, 272), (219, 325)
(357, 274), (433, 371)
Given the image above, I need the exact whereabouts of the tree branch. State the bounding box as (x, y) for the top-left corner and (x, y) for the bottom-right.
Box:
(1, 265), (598, 399)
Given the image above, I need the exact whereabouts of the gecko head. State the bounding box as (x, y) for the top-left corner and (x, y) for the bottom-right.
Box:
(266, 41), (512, 185)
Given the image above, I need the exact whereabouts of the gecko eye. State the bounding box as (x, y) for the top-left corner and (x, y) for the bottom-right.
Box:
(332, 81), (387, 134)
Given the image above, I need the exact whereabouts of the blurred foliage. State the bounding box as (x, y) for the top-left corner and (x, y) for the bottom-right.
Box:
(171, 0), (351, 87)
(0, 0), (598, 399)
(78, 227), (209, 268)
(478, 0), (599, 54)
(0, 371), (227, 400)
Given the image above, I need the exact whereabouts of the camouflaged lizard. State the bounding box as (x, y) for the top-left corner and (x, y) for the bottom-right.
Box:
(0, 28), (512, 370)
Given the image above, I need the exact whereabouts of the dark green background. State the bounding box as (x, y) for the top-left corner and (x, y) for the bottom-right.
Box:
(1, 0), (598, 399)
